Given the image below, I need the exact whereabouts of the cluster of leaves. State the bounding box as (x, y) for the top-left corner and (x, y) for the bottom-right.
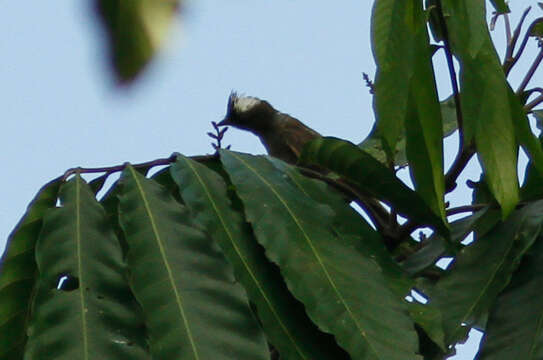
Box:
(2, 0), (543, 359)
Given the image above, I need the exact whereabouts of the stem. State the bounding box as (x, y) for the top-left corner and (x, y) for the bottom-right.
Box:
(298, 168), (392, 234)
(62, 153), (218, 180)
(435, 0), (468, 194)
(503, 7), (532, 76)
(445, 203), (488, 216)
(504, 13), (512, 46)
(517, 48), (543, 93)
(525, 93), (543, 111)
(435, 0), (464, 137)
(445, 144), (476, 193)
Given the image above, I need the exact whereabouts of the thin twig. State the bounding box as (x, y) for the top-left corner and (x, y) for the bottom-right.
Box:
(503, 7), (532, 76)
(62, 154), (220, 181)
(298, 167), (392, 234)
(526, 93), (543, 111)
(517, 48), (543, 93)
(445, 144), (476, 193)
(435, 0), (464, 137)
(445, 203), (489, 216)
(507, 17), (540, 77)
(435, 0), (468, 194)
(504, 13), (512, 46)
(62, 154), (178, 180)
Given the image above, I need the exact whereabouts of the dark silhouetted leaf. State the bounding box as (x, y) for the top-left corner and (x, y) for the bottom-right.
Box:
(220, 150), (421, 360)
(0, 178), (60, 360)
(301, 137), (449, 235)
(435, 201), (543, 344)
(117, 165), (269, 360)
(170, 155), (349, 360)
(24, 176), (149, 359)
(442, 0), (519, 218)
(479, 236), (543, 359)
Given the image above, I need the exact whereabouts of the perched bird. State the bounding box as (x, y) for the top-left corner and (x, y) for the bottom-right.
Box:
(218, 92), (321, 164)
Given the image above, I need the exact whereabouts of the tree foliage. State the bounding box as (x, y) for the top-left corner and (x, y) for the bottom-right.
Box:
(2, 0), (543, 359)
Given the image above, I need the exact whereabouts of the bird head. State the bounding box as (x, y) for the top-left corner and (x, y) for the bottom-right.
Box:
(218, 92), (277, 134)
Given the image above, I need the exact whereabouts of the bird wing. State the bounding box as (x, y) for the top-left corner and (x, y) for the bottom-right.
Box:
(281, 118), (321, 158)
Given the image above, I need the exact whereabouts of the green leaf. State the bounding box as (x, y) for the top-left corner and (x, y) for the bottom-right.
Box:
(510, 88), (543, 181)
(401, 208), (497, 275)
(478, 236), (543, 359)
(370, 0), (415, 159)
(404, 1), (445, 220)
(267, 157), (413, 298)
(170, 155), (348, 360)
(371, 0), (445, 219)
(220, 150), (421, 360)
(442, 0), (519, 218)
(359, 95), (458, 167)
(408, 302), (446, 352)
(521, 136), (543, 201)
(95, 0), (179, 84)
(529, 18), (543, 37)
(489, 0), (510, 14)
(117, 165), (269, 360)
(301, 137), (449, 235)
(0, 178), (60, 360)
(435, 201), (543, 344)
(24, 175), (149, 359)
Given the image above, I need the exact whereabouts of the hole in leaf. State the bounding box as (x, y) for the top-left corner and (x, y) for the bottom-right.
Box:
(435, 256), (454, 270)
(461, 231), (474, 245)
(410, 289), (428, 304)
(56, 274), (79, 291)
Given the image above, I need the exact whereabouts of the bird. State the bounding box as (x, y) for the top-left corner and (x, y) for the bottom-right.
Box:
(217, 93), (393, 239)
(217, 92), (321, 164)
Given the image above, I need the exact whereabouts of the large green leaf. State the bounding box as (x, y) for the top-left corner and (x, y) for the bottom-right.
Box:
(408, 302), (446, 352)
(95, 0), (179, 84)
(301, 137), (448, 235)
(478, 236), (543, 359)
(0, 179), (60, 360)
(370, 0), (414, 158)
(371, 0), (445, 220)
(442, 0), (519, 217)
(434, 200), (543, 344)
(220, 150), (421, 360)
(267, 157), (412, 298)
(404, 0), (445, 220)
(24, 176), (149, 359)
(170, 155), (348, 360)
(117, 165), (269, 360)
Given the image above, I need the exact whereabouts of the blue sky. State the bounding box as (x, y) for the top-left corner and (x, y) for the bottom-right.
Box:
(1, 1), (541, 358)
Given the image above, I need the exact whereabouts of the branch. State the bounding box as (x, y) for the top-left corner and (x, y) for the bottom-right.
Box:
(298, 167), (392, 235)
(445, 203), (488, 216)
(62, 153), (219, 181)
(434, 0), (471, 195)
(504, 13), (512, 46)
(445, 144), (476, 193)
(517, 47), (543, 94)
(503, 7), (532, 76)
(525, 92), (543, 111)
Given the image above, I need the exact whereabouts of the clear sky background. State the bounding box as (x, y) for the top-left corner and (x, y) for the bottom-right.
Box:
(1, 1), (541, 359)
